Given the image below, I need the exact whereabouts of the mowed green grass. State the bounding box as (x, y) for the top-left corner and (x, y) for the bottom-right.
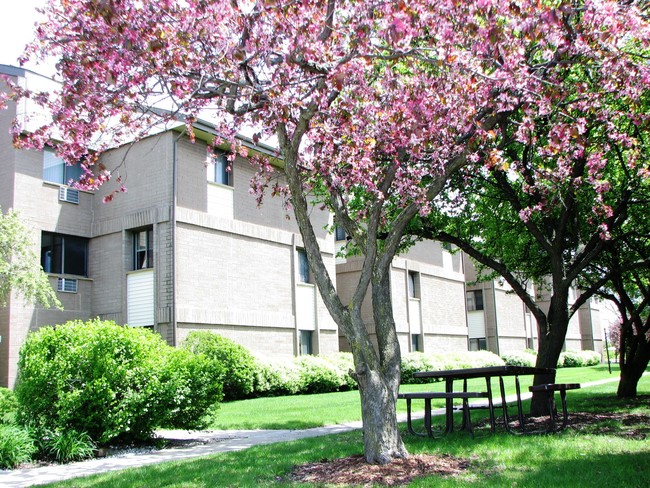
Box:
(46, 370), (649, 487)
(210, 364), (620, 430)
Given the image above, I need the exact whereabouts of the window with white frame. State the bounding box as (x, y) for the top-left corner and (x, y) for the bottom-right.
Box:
(298, 249), (310, 283)
(300, 330), (313, 355)
(133, 228), (153, 270)
(41, 232), (88, 276)
(43, 148), (84, 185)
(407, 270), (420, 299)
(411, 333), (421, 352)
(208, 151), (232, 186)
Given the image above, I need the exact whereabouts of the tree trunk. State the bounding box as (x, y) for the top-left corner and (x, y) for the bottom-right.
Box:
(354, 360), (408, 464)
(617, 335), (650, 398)
(530, 297), (568, 416)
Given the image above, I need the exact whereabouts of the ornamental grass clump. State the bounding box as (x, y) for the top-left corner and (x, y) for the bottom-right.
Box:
(0, 424), (36, 469)
(15, 319), (223, 446)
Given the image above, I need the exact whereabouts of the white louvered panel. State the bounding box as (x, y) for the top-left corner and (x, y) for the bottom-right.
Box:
(57, 278), (78, 293)
(59, 186), (80, 204)
(467, 310), (486, 339)
(296, 283), (316, 331)
(127, 270), (155, 327)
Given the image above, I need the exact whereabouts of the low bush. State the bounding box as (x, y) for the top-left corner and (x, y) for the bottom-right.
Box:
(502, 350), (537, 367)
(157, 347), (224, 429)
(0, 387), (18, 425)
(400, 352), (442, 384)
(559, 349), (601, 368)
(295, 355), (343, 394)
(253, 361), (303, 397)
(401, 351), (504, 384)
(321, 353), (356, 391)
(182, 331), (256, 401)
(0, 424), (36, 469)
(15, 319), (223, 445)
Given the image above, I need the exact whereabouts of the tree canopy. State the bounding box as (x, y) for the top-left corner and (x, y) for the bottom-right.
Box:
(0, 208), (61, 309)
(3, 0), (650, 463)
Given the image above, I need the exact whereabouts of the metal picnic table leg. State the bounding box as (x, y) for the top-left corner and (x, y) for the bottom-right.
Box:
(515, 375), (526, 432)
(445, 378), (454, 433)
(499, 376), (514, 433)
(424, 398), (434, 437)
(405, 398), (417, 436)
(485, 377), (497, 432)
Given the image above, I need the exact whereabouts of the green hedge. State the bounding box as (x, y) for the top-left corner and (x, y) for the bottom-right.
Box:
(15, 319), (223, 445)
(181, 331), (256, 401)
(501, 349), (602, 368)
(400, 351), (505, 384)
(501, 350), (537, 367)
(559, 349), (601, 367)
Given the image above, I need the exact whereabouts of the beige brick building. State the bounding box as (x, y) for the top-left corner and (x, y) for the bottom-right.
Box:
(0, 65), (338, 387)
(0, 65), (605, 388)
(463, 255), (604, 356)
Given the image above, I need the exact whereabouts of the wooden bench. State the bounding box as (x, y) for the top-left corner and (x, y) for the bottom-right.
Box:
(528, 383), (581, 432)
(398, 391), (489, 438)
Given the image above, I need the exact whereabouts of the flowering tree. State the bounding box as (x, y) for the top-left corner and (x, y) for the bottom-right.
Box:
(417, 116), (649, 411)
(3, 0), (649, 463)
(586, 197), (650, 398)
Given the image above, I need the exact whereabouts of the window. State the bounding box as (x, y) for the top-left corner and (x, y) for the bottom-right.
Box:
(208, 152), (231, 186)
(298, 249), (310, 283)
(407, 271), (420, 299)
(43, 148), (84, 185)
(411, 333), (421, 352)
(466, 290), (484, 311)
(300, 330), (313, 355)
(469, 338), (487, 351)
(133, 228), (153, 270)
(41, 232), (88, 276)
(334, 225), (347, 241)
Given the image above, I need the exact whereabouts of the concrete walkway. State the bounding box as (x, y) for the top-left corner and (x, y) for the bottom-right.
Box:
(0, 376), (621, 487)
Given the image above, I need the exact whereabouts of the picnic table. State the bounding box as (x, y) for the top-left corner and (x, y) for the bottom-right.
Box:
(410, 365), (556, 435)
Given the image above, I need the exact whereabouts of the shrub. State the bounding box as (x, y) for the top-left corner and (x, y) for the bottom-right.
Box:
(502, 350), (537, 367)
(45, 429), (95, 464)
(15, 319), (223, 445)
(581, 350), (602, 366)
(559, 350), (601, 368)
(401, 352), (440, 384)
(0, 388), (18, 425)
(253, 361), (302, 397)
(157, 347), (224, 429)
(559, 350), (584, 367)
(0, 424), (36, 469)
(295, 355), (342, 394)
(400, 351), (504, 384)
(182, 331), (256, 401)
(321, 352), (357, 391)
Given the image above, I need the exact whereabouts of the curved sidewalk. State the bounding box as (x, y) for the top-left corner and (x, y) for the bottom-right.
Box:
(0, 376), (620, 487)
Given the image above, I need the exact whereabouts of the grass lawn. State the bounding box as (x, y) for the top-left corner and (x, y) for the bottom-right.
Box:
(44, 366), (650, 487)
(211, 364), (620, 430)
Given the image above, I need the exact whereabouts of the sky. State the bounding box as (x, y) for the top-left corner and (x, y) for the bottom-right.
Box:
(0, 0), (49, 71)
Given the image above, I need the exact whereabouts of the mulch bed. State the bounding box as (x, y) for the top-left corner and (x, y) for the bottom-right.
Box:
(288, 453), (469, 487)
(287, 409), (650, 486)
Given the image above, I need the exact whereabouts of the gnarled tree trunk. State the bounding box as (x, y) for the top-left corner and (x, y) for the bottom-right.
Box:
(530, 296), (569, 416)
(617, 329), (650, 398)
